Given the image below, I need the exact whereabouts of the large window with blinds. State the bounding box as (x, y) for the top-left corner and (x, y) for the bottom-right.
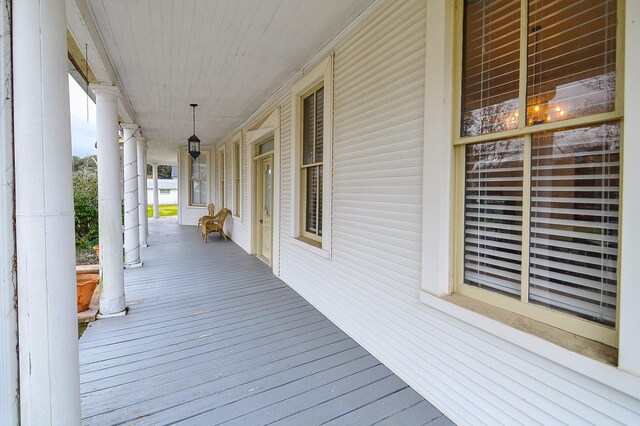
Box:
(457, 0), (621, 345)
(301, 85), (324, 242)
(218, 149), (226, 209)
(233, 141), (241, 217)
(189, 153), (207, 206)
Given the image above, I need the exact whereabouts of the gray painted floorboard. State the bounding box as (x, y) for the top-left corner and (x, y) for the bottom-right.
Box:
(79, 219), (452, 425)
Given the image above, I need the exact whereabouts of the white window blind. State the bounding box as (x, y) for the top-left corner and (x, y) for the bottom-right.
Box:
(464, 139), (524, 298)
(461, 0), (520, 136)
(529, 123), (619, 325)
(302, 87), (324, 237)
(527, 0), (617, 125)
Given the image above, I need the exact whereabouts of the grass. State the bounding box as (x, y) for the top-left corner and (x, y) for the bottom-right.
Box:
(78, 323), (88, 339)
(148, 204), (178, 218)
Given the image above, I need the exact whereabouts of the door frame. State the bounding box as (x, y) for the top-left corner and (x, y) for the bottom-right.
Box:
(246, 107), (280, 276)
(255, 153), (274, 265)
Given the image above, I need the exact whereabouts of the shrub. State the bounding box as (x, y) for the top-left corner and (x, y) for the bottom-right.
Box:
(73, 164), (99, 254)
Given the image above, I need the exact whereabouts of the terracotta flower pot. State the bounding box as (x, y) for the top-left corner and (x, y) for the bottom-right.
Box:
(77, 273), (100, 312)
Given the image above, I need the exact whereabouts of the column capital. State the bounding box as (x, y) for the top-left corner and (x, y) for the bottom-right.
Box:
(121, 122), (138, 132)
(89, 84), (120, 99)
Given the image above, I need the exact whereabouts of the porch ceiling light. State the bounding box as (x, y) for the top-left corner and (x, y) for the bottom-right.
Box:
(188, 103), (201, 159)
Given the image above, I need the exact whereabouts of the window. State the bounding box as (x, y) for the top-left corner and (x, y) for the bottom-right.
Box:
(233, 141), (241, 217)
(301, 85), (324, 242)
(218, 149), (225, 209)
(189, 153), (207, 206)
(457, 0), (620, 346)
(160, 189), (170, 194)
(290, 54), (333, 255)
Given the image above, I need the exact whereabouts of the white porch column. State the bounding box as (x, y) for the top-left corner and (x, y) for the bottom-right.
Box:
(137, 136), (148, 246)
(0, 0), (18, 423)
(91, 84), (126, 316)
(143, 147), (150, 234)
(13, 0), (81, 423)
(152, 163), (160, 218)
(122, 123), (141, 268)
(144, 149), (150, 232)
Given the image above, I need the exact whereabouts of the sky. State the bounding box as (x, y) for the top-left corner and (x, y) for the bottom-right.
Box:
(68, 74), (97, 158)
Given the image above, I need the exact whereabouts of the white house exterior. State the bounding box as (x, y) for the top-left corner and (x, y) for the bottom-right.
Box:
(179, 1), (640, 424)
(147, 178), (178, 206)
(2, 0), (639, 424)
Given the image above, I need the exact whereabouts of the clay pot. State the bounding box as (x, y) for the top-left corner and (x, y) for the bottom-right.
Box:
(77, 273), (100, 312)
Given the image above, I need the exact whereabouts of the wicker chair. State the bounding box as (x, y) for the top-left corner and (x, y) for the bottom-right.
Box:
(201, 208), (231, 242)
(197, 203), (215, 231)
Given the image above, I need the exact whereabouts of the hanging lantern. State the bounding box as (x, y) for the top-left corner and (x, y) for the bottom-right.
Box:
(188, 103), (201, 159)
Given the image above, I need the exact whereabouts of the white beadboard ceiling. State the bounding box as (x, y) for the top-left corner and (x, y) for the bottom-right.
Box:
(86, 0), (374, 156)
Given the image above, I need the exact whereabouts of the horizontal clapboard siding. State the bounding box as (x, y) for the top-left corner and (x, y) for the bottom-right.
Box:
(221, 136), (248, 247)
(234, 131), (250, 252)
(279, 99), (292, 272)
(216, 1), (640, 424)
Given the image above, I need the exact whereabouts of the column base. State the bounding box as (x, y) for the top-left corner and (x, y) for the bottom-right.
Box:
(97, 306), (128, 319)
(124, 261), (143, 269)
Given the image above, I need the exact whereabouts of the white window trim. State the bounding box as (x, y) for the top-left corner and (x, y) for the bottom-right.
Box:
(619, 0), (640, 375)
(232, 135), (242, 218)
(217, 145), (226, 209)
(420, 0), (640, 376)
(421, 0), (454, 297)
(290, 54), (333, 258)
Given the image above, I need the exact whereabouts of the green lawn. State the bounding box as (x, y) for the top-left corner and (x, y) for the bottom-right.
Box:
(148, 204), (178, 217)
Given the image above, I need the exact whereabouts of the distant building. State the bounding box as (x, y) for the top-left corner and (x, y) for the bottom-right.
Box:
(147, 178), (177, 205)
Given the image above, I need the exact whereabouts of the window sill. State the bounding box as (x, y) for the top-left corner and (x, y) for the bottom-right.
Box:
(419, 291), (640, 398)
(290, 236), (329, 259)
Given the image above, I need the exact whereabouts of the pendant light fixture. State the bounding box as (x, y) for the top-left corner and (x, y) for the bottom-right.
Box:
(188, 103), (201, 159)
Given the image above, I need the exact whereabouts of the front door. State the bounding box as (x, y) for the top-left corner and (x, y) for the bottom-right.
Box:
(257, 155), (273, 264)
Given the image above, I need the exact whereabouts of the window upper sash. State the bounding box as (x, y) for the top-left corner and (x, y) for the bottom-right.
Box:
(458, 0), (620, 143)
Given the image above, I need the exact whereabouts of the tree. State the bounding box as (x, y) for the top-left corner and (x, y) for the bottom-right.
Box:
(146, 164), (172, 179)
(73, 162), (99, 253)
(72, 155), (97, 172)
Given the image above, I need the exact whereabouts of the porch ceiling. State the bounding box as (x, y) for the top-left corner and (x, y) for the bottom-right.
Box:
(86, 0), (374, 152)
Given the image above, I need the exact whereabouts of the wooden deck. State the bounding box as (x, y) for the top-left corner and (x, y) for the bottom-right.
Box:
(79, 219), (452, 425)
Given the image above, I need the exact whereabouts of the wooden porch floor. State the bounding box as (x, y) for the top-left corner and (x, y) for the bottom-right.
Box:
(79, 219), (452, 425)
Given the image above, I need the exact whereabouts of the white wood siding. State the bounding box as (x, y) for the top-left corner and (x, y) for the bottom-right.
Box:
(279, 99), (292, 273)
(146, 189), (177, 206)
(211, 1), (640, 423)
(223, 135), (248, 247)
